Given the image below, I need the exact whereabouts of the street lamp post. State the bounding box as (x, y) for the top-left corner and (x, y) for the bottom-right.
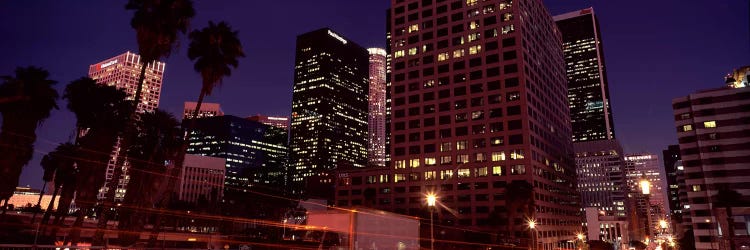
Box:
(528, 219), (537, 250)
(427, 193), (437, 250)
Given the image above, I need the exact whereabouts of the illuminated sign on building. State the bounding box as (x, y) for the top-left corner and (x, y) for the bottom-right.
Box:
(327, 30), (347, 44)
(101, 59), (118, 69)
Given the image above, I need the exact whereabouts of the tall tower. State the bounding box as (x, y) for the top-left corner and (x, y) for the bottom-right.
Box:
(335, 0), (579, 248)
(88, 51), (165, 200)
(289, 28), (369, 197)
(662, 144), (683, 231)
(555, 8), (615, 142)
(624, 153), (669, 240)
(368, 48), (388, 168)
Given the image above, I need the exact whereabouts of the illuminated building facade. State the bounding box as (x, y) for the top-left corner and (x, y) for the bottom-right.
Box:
(335, 1), (580, 249)
(178, 154), (226, 204)
(247, 114), (290, 131)
(554, 8), (615, 142)
(624, 153), (668, 238)
(88, 51), (165, 200)
(672, 83), (750, 250)
(574, 140), (626, 216)
(725, 65), (749, 88)
(290, 28), (369, 196)
(186, 115), (289, 199)
(368, 48), (388, 168)
(183, 101), (224, 120)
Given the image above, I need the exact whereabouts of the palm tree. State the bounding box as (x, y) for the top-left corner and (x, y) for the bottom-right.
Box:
(0, 66), (58, 216)
(505, 180), (534, 242)
(62, 77), (132, 245)
(117, 109), (182, 246)
(40, 143), (78, 225)
(715, 186), (743, 250)
(33, 143), (76, 223)
(96, 0), (196, 235)
(186, 20), (245, 120)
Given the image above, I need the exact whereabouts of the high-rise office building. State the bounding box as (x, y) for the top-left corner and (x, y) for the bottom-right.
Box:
(178, 154), (226, 204)
(672, 79), (750, 250)
(574, 140), (626, 217)
(186, 115), (289, 197)
(368, 48), (388, 168)
(554, 8), (615, 142)
(335, 1), (579, 248)
(183, 101), (224, 120)
(624, 153), (669, 239)
(289, 28), (369, 196)
(88, 51), (166, 200)
(247, 114), (290, 131)
(662, 144), (683, 228)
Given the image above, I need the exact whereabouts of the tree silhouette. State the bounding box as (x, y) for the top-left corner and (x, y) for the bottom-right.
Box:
(0, 66), (58, 217)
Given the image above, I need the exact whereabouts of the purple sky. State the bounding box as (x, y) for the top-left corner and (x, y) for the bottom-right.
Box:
(1, 0), (748, 189)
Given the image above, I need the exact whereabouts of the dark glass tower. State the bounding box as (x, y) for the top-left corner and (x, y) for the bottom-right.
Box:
(555, 8), (616, 142)
(185, 115), (289, 196)
(290, 28), (369, 196)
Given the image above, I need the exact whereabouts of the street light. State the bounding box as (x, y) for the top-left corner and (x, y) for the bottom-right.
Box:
(426, 193), (437, 250)
(528, 219), (537, 250)
(576, 233), (586, 250)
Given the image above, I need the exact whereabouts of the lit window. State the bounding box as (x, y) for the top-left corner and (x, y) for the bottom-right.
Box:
(408, 47), (418, 55)
(456, 140), (468, 150)
(491, 151), (506, 161)
(466, 0), (478, 6)
(469, 21), (480, 30)
(511, 165), (526, 175)
(440, 155), (452, 164)
(681, 124), (693, 132)
(425, 157), (437, 166)
(453, 49), (465, 58)
(440, 170), (453, 180)
(457, 154), (469, 164)
(395, 174), (406, 182)
(425, 171), (437, 180)
(703, 121), (716, 128)
(510, 149), (524, 160)
(492, 166), (503, 176)
(395, 50), (405, 58)
(691, 185), (701, 192)
(424, 80), (435, 88)
(501, 24), (515, 34)
(408, 24), (419, 33)
(409, 159), (420, 168)
(469, 45), (482, 55)
(475, 167), (488, 177)
(440, 142), (452, 152)
(679, 113), (691, 120)
(395, 160), (406, 169)
(457, 169), (471, 178)
(475, 153), (486, 162)
(468, 33), (480, 42)
(437, 52), (449, 61)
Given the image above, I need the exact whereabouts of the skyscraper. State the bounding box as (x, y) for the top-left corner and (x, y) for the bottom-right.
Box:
(672, 77), (750, 250)
(290, 28), (369, 196)
(368, 48), (388, 168)
(574, 140), (626, 217)
(624, 153), (669, 239)
(662, 144), (683, 228)
(88, 51), (165, 200)
(247, 114), (290, 131)
(183, 101), (223, 120)
(186, 115), (289, 196)
(554, 8), (615, 142)
(335, 1), (579, 248)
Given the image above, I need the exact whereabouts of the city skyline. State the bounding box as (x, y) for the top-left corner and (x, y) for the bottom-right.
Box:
(1, 1), (748, 190)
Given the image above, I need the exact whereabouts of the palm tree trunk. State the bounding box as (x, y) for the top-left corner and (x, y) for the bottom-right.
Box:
(726, 206), (736, 250)
(41, 185), (60, 225)
(94, 60), (152, 244)
(31, 181), (48, 223)
(148, 90), (207, 245)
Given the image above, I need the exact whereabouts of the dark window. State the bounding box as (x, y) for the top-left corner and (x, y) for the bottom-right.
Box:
(470, 70), (483, 80)
(454, 86), (466, 96)
(486, 54), (499, 64)
(453, 61), (465, 70)
(487, 80), (501, 90)
(423, 55), (434, 64)
(509, 134), (523, 145)
(504, 64), (518, 73)
(439, 115), (451, 125)
(484, 16), (497, 25)
(505, 77), (519, 87)
(502, 37), (515, 47)
(503, 51), (517, 60)
(439, 89), (450, 98)
(507, 105), (521, 115)
(486, 41), (498, 50)
(490, 108), (503, 118)
(424, 117), (436, 127)
(439, 102), (451, 111)
(437, 27), (449, 37)
(508, 120), (522, 130)
(486, 67), (500, 77)
(437, 39), (449, 49)
(469, 57), (482, 67)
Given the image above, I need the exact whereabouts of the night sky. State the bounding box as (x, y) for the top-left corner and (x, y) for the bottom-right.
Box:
(1, 0), (748, 189)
